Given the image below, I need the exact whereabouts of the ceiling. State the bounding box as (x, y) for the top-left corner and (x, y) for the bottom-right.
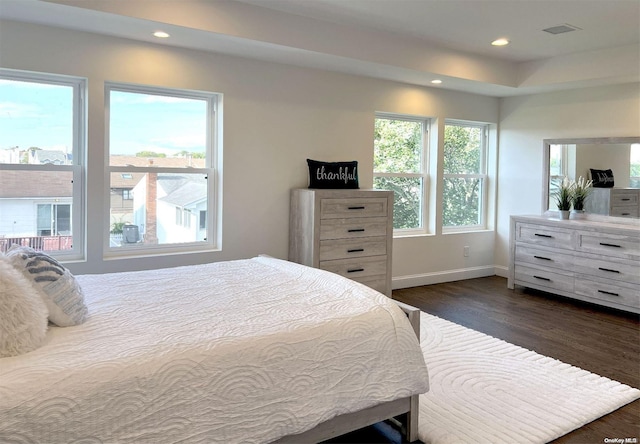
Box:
(0, 0), (638, 97)
(238, 0), (640, 63)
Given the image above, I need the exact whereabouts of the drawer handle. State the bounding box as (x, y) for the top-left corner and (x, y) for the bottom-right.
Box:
(534, 233), (553, 238)
(599, 242), (621, 248)
(533, 255), (551, 261)
(347, 268), (364, 273)
(598, 267), (620, 274)
(621, 213), (631, 216)
(533, 275), (551, 281)
(348, 206), (366, 210)
(347, 248), (364, 253)
(598, 290), (619, 297)
(348, 228), (365, 232)
(620, 198), (631, 201)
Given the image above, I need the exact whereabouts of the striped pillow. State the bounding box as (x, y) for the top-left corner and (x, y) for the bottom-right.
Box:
(0, 254), (49, 357)
(6, 246), (88, 327)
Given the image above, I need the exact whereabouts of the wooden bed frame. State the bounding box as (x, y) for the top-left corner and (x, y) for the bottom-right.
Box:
(275, 300), (422, 443)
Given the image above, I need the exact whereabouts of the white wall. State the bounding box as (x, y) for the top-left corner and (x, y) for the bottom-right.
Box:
(0, 20), (500, 281)
(6, 21), (636, 285)
(496, 83), (640, 271)
(575, 144), (631, 188)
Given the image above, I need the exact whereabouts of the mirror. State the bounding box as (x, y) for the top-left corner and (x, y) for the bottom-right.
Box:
(542, 137), (640, 215)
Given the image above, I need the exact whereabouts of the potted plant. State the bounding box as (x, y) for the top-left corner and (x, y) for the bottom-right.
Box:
(554, 177), (573, 219)
(570, 176), (593, 217)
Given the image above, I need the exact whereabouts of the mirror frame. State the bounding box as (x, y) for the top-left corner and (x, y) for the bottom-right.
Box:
(542, 136), (640, 213)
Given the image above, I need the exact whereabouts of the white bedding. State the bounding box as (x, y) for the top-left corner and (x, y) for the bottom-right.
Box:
(0, 256), (429, 444)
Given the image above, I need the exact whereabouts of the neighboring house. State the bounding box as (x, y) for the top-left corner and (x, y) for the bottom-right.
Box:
(0, 170), (73, 252)
(107, 156), (207, 245)
(0, 153), (206, 250)
(28, 149), (69, 165)
(110, 171), (144, 228)
(130, 173), (207, 245)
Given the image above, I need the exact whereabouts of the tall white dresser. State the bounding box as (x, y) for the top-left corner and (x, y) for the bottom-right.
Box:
(289, 189), (394, 296)
(508, 214), (640, 313)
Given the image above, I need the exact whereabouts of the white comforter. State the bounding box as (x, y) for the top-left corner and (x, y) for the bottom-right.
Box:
(0, 257), (429, 444)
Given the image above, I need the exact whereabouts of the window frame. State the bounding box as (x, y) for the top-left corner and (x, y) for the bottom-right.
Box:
(442, 120), (489, 232)
(373, 112), (430, 235)
(0, 69), (86, 260)
(104, 82), (220, 257)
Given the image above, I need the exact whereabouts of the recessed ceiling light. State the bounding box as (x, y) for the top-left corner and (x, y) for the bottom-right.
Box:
(431, 79), (442, 84)
(153, 31), (170, 38)
(491, 38), (510, 46)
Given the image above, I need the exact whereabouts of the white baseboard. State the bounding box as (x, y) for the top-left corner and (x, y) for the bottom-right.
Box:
(494, 265), (509, 278)
(392, 265), (507, 290)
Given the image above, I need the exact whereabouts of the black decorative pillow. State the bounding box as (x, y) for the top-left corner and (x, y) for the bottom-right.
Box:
(590, 168), (615, 188)
(307, 159), (359, 189)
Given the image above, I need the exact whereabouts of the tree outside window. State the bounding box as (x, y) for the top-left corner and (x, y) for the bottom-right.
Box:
(373, 115), (428, 231)
(443, 122), (487, 229)
(631, 144), (640, 188)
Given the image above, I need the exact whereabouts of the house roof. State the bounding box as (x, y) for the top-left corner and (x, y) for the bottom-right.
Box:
(158, 174), (207, 207)
(32, 150), (68, 165)
(109, 157), (206, 189)
(110, 156), (205, 168)
(0, 170), (73, 198)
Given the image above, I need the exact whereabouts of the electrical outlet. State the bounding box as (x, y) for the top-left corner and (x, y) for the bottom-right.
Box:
(463, 246), (470, 257)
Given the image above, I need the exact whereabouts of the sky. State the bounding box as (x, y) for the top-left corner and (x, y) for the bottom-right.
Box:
(0, 79), (207, 160)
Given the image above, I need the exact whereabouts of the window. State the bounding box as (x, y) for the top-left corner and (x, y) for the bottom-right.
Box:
(199, 210), (207, 230)
(37, 203), (71, 236)
(373, 114), (429, 231)
(631, 144), (640, 188)
(548, 144), (570, 210)
(0, 70), (85, 257)
(183, 209), (191, 228)
(443, 121), (488, 229)
(106, 84), (219, 254)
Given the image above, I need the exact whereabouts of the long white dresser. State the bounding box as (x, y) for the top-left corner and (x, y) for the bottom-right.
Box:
(289, 188), (393, 296)
(508, 214), (640, 313)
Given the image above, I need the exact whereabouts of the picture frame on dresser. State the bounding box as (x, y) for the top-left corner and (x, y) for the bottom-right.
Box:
(508, 214), (640, 314)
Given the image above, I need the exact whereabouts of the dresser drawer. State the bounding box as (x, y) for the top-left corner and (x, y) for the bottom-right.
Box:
(320, 256), (387, 280)
(576, 231), (640, 259)
(320, 198), (388, 219)
(611, 191), (639, 206)
(515, 244), (574, 272)
(319, 236), (387, 261)
(320, 217), (388, 240)
(574, 277), (640, 309)
(516, 223), (574, 249)
(514, 264), (574, 293)
(573, 255), (640, 285)
(351, 276), (388, 294)
(610, 207), (639, 218)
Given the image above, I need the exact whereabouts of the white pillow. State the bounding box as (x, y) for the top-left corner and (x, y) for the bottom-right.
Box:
(6, 246), (88, 327)
(0, 255), (49, 357)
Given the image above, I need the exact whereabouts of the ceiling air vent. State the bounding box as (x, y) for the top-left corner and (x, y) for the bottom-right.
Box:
(542, 24), (582, 35)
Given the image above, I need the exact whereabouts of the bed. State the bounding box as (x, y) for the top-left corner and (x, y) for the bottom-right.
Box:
(0, 255), (429, 444)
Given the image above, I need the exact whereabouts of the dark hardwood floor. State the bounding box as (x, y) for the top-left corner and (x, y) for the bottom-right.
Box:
(393, 276), (640, 444)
